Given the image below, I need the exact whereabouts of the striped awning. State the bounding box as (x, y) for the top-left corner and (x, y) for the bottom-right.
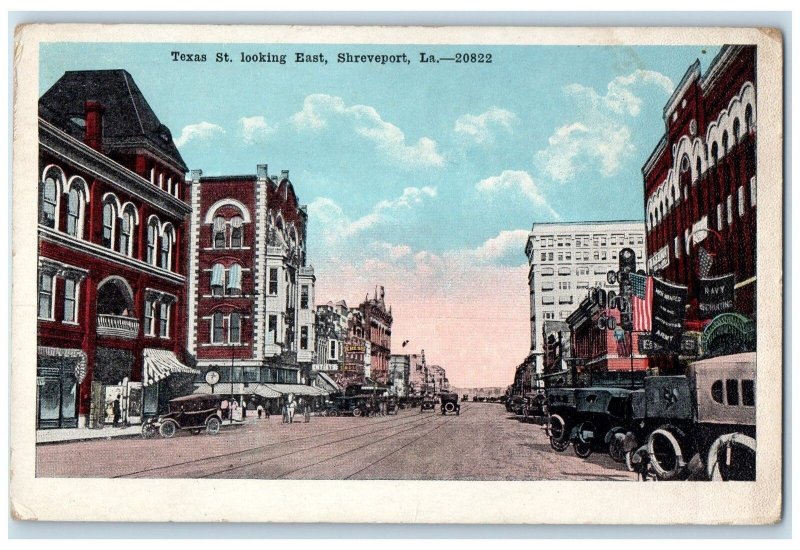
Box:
(194, 383), (281, 399)
(315, 371), (342, 393)
(227, 264), (242, 290)
(211, 263), (224, 287)
(142, 348), (199, 387)
(230, 216), (243, 229)
(264, 383), (329, 396)
(213, 216), (226, 231)
(38, 346), (88, 384)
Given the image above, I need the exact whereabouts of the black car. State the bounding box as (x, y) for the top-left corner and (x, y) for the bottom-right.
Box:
(141, 394), (224, 438)
(440, 393), (461, 415)
(420, 396), (436, 412)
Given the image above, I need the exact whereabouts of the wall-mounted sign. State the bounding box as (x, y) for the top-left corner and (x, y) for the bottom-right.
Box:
(647, 245), (670, 273)
(696, 274), (735, 319)
(638, 332), (699, 356)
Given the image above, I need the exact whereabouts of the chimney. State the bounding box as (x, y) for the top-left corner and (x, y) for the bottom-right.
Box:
(257, 164), (268, 182)
(189, 169), (203, 183)
(281, 169), (290, 181)
(84, 100), (105, 151)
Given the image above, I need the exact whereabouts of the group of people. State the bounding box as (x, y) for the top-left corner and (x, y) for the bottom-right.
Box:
(281, 396), (312, 424)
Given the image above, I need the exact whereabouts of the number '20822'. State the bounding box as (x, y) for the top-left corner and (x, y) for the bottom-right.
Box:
(455, 53), (492, 63)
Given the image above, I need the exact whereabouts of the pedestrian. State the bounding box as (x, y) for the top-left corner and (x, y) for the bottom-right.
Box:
(288, 397), (296, 424)
(282, 401), (288, 424)
(257, 404), (264, 419)
(112, 394), (122, 427)
(304, 401), (311, 423)
(242, 400), (247, 419)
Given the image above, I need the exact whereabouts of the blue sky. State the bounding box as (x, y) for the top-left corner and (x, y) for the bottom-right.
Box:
(40, 42), (720, 386)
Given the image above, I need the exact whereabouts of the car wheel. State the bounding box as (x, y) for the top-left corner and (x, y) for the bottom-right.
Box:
(328, 410), (339, 417)
(206, 417), (221, 435)
(706, 432), (756, 481)
(609, 437), (626, 463)
(444, 402), (456, 413)
(550, 436), (570, 452)
(648, 427), (689, 480)
(141, 423), (157, 439)
(573, 440), (593, 458)
(159, 420), (178, 438)
(352, 407), (362, 417)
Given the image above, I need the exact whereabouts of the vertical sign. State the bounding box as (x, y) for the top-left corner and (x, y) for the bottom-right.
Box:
(651, 278), (688, 352)
(696, 274), (735, 319)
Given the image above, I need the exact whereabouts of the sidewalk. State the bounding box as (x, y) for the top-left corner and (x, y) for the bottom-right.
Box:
(36, 416), (262, 445)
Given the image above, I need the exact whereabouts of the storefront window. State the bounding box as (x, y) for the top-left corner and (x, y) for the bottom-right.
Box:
(231, 367), (243, 383)
(39, 379), (60, 421)
(244, 367), (259, 383)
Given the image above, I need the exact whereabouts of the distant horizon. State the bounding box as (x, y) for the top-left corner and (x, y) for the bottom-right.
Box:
(41, 42), (721, 387)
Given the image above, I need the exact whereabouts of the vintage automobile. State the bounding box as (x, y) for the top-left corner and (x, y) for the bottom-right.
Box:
(386, 395), (400, 415)
(332, 395), (372, 417)
(523, 391), (547, 420)
(506, 395), (526, 415)
(569, 387), (633, 459)
(141, 394), (224, 438)
(544, 387), (578, 452)
(420, 395), (437, 412)
(627, 353), (756, 481)
(439, 392), (461, 415)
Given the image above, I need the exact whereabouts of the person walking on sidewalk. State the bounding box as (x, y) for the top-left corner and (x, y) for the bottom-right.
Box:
(287, 397), (296, 424)
(112, 395), (122, 427)
(257, 404), (264, 419)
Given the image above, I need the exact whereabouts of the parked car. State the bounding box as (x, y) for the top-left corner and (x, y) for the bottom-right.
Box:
(439, 392), (461, 415)
(569, 387), (633, 460)
(141, 394), (224, 438)
(544, 387), (578, 452)
(332, 395), (371, 417)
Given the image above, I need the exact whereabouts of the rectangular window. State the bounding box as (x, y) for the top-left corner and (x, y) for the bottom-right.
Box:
(231, 367), (243, 383)
(725, 379), (739, 406)
(559, 281), (571, 290)
(542, 296), (554, 305)
(301, 326), (309, 350)
(540, 252), (546, 261)
(565, 252), (571, 261)
(213, 313), (224, 343)
(593, 251), (599, 260)
(558, 295), (573, 304)
(63, 279), (77, 323)
(548, 252), (553, 261)
(750, 177), (757, 206)
(144, 299), (154, 335)
(727, 195), (733, 225)
(738, 186), (745, 217)
(742, 380), (755, 406)
(38, 273), (53, 319)
(717, 203), (724, 229)
(541, 282), (554, 291)
(543, 311), (554, 320)
(159, 303), (170, 338)
(268, 315), (278, 343)
(244, 367), (259, 383)
(229, 313), (241, 344)
(269, 268), (278, 295)
(674, 236), (681, 259)
(577, 281), (589, 289)
(300, 285), (309, 309)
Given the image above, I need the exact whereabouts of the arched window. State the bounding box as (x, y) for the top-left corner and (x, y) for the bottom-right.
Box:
(211, 263), (225, 296)
(733, 118), (741, 144)
(711, 142), (719, 166)
(227, 264), (242, 296)
(213, 216), (226, 248)
(66, 188), (81, 237)
(230, 216), (243, 248)
(696, 157), (702, 182)
(745, 105), (753, 133)
(160, 226), (174, 270)
(40, 177), (59, 228)
(722, 131), (729, 155)
(212, 312), (224, 343)
(102, 202), (116, 249)
(119, 209), (135, 256)
(146, 219), (158, 265)
(229, 312), (241, 344)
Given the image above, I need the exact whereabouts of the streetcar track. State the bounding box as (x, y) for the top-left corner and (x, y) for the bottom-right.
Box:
(199, 409), (461, 479)
(116, 407), (459, 479)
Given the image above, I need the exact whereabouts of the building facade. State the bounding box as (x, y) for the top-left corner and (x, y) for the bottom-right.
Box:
(524, 221), (647, 379)
(358, 286), (393, 384)
(314, 300), (349, 372)
(642, 45), (756, 348)
(186, 165), (320, 407)
(37, 70), (195, 428)
(388, 354), (411, 398)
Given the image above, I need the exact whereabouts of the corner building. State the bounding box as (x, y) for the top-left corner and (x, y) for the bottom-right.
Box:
(187, 165), (321, 408)
(643, 45), (756, 322)
(37, 70), (195, 428)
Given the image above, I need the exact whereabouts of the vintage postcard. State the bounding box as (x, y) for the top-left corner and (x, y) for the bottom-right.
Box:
(11, 24), (783, 524)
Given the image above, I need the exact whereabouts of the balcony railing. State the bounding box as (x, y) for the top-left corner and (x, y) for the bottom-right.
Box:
(97, 314), (140, 339)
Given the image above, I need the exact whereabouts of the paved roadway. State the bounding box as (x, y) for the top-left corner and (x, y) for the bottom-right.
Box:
(36, 403), (636, 480)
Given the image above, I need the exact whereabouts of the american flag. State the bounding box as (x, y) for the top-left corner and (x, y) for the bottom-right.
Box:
(697, 246), (714, 278)
(630, 273), (653, 332)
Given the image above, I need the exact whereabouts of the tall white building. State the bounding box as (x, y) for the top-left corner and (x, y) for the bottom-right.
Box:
(524, 220), (647, 376)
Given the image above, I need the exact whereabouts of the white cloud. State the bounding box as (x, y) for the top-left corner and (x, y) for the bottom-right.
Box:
(536, 69), (674, 183)
(454, 107), (517, 144)
(459, 229), (531, 264)
(371, 241), (412, 260)
(308, 186), (437, 244)
(476, 170), (560, 220)
(292, 94), (444, 168)
(238, 116), (275, 144)
(173, 121), (225, 148)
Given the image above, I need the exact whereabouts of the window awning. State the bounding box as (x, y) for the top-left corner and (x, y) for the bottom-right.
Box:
(227, 264), (242, 290)
(142, 348), (199, 387)
(264, 383), (329, 396)
(213, 216), (226, 232)
(38, 346), (88, 384)
(315, 371), (342, 393)
(211, 264), (224, 287)
(230, 216), (243, 229)
(194, 383), (282, 399)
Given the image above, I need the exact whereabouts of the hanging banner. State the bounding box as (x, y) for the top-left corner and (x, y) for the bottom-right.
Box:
(647, 244), (670, 273)
(650, 278), (688, 352)
(696, 274), (735, 319)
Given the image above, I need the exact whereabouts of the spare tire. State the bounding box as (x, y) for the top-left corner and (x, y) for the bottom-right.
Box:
(647, 427), (688, 480)
(444, 402), (456, 413)
(706, 433), (756, 481)
(548, 414), (567, 442)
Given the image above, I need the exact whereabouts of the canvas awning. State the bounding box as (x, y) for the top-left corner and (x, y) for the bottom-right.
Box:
(264, 383), (329, 397)
(142, 348), (199, 387)
(194, 382), (281, 399)
(38, 346), (88, 384)
(315, 371), (342, 393)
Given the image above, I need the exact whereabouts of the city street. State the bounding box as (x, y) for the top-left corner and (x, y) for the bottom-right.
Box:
(36, 403), (635, 481)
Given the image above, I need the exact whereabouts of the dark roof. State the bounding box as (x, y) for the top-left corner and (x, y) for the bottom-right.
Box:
(39, 69), (187, 171)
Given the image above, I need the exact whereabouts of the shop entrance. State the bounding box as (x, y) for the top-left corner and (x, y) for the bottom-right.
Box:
(37, 355), (79, 429)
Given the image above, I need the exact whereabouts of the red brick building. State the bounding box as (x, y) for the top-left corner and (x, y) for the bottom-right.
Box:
(642, 45), (757, 363)
(37, 70), (195, 428)
(358, 286), (392, 384)
(187, 166), (321, 409)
